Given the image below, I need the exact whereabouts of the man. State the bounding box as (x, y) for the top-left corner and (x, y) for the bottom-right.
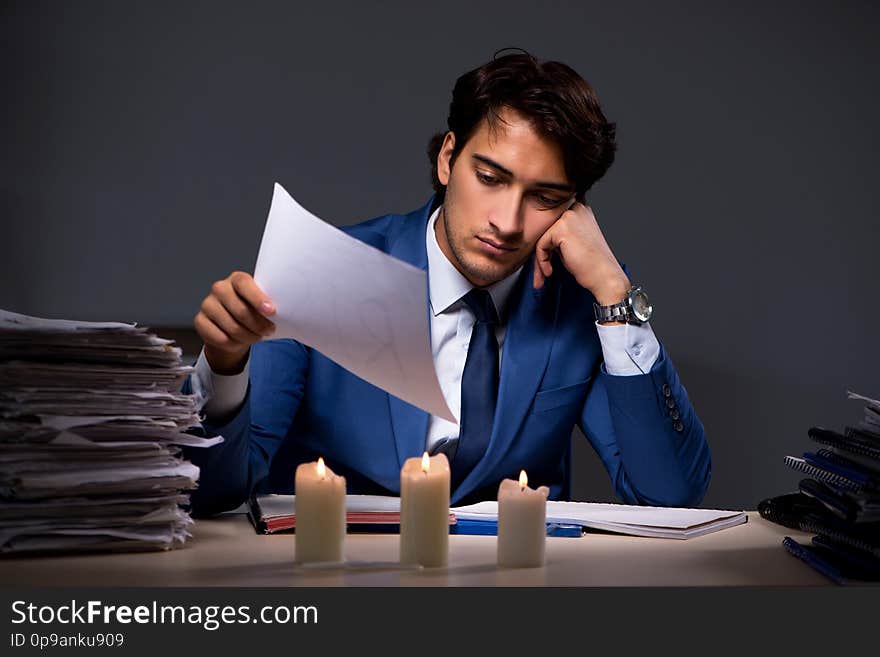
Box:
(185, 52), (711, 514)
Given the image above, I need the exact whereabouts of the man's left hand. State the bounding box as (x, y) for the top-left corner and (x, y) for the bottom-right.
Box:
(532, 202), (630, 305)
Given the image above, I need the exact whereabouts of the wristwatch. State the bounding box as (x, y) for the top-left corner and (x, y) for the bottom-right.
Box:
(593, 285), (653, 325)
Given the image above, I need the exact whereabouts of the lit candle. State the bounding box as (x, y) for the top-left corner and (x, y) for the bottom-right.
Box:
(400, 452), (450, 567)
(294, 457), (346, 563)
(497, 470), (549, 568)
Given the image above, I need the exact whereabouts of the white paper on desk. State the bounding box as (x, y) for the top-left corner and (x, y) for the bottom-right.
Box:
(253, 183), (456, 423)
(0, 309), (136, 332)
(39, 415), (179, 430)
(453, 500), (748, 539)
(9, 461), (200, 489)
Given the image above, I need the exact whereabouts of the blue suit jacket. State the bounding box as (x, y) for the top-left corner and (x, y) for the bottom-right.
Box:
(184, 198), (711, 514)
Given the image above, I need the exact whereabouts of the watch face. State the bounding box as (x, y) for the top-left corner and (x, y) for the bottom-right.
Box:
(630, 289), (652, 322)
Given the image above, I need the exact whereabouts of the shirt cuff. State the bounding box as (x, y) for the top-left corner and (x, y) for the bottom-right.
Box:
(192, 348), (250, 420)
(595, 321), (660, 376)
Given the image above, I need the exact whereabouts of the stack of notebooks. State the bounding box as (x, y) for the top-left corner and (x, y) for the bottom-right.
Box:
(0, 309), (219, 555)
(760, 390), (880, 584)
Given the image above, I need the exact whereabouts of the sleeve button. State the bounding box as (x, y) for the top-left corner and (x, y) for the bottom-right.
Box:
(673, 420), (684, 432)
(662, 383), (672, 397)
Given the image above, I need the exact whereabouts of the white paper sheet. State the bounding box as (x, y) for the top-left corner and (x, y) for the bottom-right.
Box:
(39, 415), (179, 430)
(847, 390), (880, 412)
(253, 183), (455, 422)
(0, 309), (136, 332)
(11, 461), (200, 488)
(452, 500), (748, 539)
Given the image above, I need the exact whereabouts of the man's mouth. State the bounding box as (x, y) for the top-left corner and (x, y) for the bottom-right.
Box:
(475, 236), (518, 255)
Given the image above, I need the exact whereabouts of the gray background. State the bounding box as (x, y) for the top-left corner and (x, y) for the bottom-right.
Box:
(2, 0), (877, 509)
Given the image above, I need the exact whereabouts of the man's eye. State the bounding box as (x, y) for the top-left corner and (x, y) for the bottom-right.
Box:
(535, 195), (564, 208)
(476, 172), (499, 185)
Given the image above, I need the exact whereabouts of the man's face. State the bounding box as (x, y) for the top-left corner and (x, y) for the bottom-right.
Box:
(435, 107), (575, 288)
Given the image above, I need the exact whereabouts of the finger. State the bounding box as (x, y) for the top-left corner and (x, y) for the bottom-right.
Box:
(194, 311), (239, 352)
(211, 278), (275, 336)
(215, 282), (276, 337)
(230, 272), (275, 316)
(577, 202), (598, 224)
(567, 201), (595, 222)
(532, 248), (554, 290)
(534, 230), (557, 278)
(201, 295), (264, 346)
(532, 252), (545, 289)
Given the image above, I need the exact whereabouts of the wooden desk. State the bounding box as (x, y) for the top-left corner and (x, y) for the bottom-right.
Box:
(0, 512), (831, 586)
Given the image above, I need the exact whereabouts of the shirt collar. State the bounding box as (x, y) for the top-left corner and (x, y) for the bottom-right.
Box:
(425, 206), (522, 319)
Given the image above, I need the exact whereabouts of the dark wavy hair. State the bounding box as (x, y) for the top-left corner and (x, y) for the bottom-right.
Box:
(428, 51), (617, 204)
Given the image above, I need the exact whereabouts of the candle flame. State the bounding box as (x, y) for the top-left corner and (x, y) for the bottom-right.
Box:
(316, 457), (326, 480)
(421, 451), (430, 473)
(519, 469), (528, 488)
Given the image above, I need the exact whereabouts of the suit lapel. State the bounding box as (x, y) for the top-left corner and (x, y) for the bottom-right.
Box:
(386, 199), (434, 469)
(455, 256), (561, 501)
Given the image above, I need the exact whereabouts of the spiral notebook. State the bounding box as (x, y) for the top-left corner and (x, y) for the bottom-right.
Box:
(812, 534), (880, 575)
(783, 455), (877, 493)
(798, 514), (880, 558)
(808, 426), (880, 462)
(813, 448), (880, 476)
(783, 536), (880, 585)
(798, 478), (860, 522)
(758, 493), (880, 558)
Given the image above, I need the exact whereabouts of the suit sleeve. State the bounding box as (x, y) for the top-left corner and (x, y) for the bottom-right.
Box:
(181, 339), (309, 515)
(578, 345), (712, 507)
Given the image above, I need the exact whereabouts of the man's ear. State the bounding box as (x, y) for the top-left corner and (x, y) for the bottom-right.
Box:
(437, 132), (456, 186)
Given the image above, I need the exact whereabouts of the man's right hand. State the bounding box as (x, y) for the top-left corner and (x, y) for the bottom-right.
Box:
(194, 271), (276, 375)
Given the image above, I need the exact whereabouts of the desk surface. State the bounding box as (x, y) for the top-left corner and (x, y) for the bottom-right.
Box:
(0, 512), (829, 586)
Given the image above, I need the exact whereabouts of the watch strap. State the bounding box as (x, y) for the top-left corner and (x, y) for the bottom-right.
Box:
(593, 285), (649, 325)
(593, 300), (632, 324)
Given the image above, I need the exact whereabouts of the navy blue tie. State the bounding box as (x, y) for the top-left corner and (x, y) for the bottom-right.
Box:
(449, 288), (500, 489)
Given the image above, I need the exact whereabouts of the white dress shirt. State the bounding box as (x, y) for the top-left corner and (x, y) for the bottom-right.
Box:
(192, 207), (661, 451)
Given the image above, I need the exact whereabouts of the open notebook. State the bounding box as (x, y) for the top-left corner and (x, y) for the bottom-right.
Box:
(452, 500), (747, 539)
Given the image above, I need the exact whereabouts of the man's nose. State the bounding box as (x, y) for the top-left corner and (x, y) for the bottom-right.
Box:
(488, 192), (524, 237)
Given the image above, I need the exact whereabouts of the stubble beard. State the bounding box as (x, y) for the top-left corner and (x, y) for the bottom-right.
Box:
(441, 205), (520, 288)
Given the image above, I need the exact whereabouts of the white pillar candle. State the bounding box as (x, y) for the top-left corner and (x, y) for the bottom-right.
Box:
(400, 452), (450, 567)
(497, 470), (549, 568)
(294, 457), (346, 564)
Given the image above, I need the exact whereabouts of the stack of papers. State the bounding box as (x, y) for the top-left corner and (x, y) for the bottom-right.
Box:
(848, 390), (880, 435)
(452, 500), (748, 539)
(0, 309), (219, 555)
